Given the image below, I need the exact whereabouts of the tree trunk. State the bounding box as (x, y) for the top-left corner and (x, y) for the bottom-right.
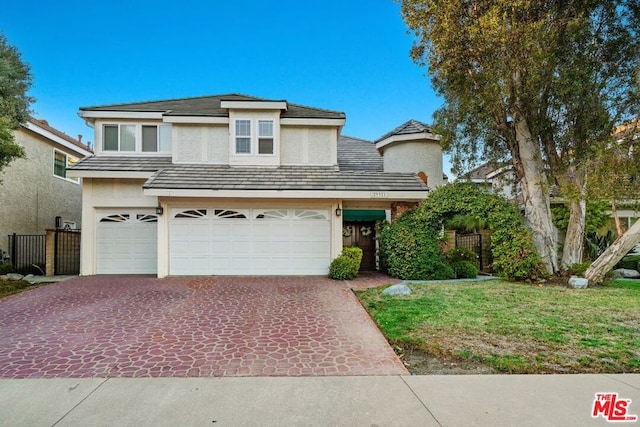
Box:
(562, 198), (586, 268)
(561, 166), (587, 268)
(513, 117), (559, 275)
(611, 199), (624, 237)
(584, 218), (640, 285)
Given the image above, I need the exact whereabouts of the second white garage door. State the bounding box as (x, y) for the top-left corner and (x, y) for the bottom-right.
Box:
(169, 208), (331, 275)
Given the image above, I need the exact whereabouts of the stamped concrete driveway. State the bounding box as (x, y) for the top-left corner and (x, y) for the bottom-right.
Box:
(0, 275), (407, 378)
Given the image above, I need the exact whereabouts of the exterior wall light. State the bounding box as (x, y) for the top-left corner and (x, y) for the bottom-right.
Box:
(155, 206), (164, 215)
(335, 206), (342, 217)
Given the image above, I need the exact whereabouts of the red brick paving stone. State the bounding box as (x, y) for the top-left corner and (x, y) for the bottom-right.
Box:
(0, 275), (407, 378)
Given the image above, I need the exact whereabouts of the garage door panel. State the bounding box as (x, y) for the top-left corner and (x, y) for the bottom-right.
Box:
(231, 241), (251, 253)
(169, 207), (330, 275)
(97, 210), (157, 274)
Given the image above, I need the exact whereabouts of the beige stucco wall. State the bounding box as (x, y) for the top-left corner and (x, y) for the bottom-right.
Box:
(173, 122), (339, 166)
(79, 178), (158, 275)
(173, 124), (229, 164)
(382, 140), (444, 188)
(280, 126), (336, 165)
(0, 127), (84, 251)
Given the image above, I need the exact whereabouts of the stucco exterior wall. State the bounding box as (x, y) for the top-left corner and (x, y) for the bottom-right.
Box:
(382, 140), (444, 188)
(79, 178), (158, 275)
(205, 125), (229, 163)
(173, 124), (228, 164)
(0, 127), (83, 251)
(280, 126), (336, 165)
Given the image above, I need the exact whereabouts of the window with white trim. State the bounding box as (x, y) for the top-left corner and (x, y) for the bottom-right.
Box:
(233, 118), (275, 156)
(235, 120), (251, 154)
(103, 123), (172, 153)
(258, 120), (274, 154)
(104, 124), (135, 152)
(53, 150), (79, 182)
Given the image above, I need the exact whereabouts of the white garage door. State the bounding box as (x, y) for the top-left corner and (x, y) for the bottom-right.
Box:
(96, 210), (158, 274)
(170, 208), (331, 275)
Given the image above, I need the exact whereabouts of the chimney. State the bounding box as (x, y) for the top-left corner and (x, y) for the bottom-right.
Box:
(78, 135), (83, 144)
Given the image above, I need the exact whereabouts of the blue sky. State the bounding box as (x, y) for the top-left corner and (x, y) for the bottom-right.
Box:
(1, 0), (450, 175)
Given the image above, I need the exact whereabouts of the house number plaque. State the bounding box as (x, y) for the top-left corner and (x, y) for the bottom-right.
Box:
(370, 191), (388, 198)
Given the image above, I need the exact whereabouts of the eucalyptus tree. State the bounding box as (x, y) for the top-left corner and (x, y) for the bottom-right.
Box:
(399, 0), (640, 274)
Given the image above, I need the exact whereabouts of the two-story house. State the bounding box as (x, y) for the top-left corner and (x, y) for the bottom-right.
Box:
(0, 117), (92, 252)
(71, 94), (442, 277)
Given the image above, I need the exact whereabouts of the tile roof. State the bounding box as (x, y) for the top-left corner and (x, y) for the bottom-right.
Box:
(458, 162), (503, 180)
(374, 119), (433, 143)
(143, 165), (428, 192)
(71, 156), (173, 172)
(338, 135), (383, 172)
(80, 93), (345, 120)
(26, 117), (93, 153)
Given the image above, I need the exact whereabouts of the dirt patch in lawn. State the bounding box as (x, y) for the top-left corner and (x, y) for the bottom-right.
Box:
(392, 343), (495, 375)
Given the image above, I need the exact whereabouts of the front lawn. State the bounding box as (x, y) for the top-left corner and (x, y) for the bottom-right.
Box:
(0, 280), (37, 298)
(357, 279), (640, 374)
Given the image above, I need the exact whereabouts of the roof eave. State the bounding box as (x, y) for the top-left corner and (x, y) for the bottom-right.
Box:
(375, 132), (441, 152)
(143, 188), (429, 200)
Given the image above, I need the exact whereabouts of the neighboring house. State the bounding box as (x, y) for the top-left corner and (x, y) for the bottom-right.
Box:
(0, 117), (93, 250)
(71, 94), (443, 277)
(458, 161), (518, 200)
(461, 160), (639, 235)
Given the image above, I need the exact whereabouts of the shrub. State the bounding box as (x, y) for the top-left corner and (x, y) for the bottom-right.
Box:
(444, 247), (477, 264)
(421, 182), (547, 281)
(328, 247), (363, 280)
(0, 263), (15, 275)
(567, 261), (591, 276)
(616, 255), (640, 271)
(378, 210), (455, 280)
(451, 260), (478, 279)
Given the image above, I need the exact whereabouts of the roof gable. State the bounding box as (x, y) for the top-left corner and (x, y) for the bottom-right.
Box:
(374, 119), (433, 143)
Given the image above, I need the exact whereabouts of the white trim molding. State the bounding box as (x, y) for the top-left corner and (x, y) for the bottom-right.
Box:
(79, 111), (165, 120)
(280, 118), (346, 127)
(220, 100), (287, 111)
(162, 116), (229, 124)
(375, 132), (441, 152)
(25, 121), (93, 157)
(143, 188), (429, 201)
(69, 170), (157, 179)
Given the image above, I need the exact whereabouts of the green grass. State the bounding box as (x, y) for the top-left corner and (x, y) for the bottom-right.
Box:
(0, 279), (35, 298)
(357, 279), (640, 374)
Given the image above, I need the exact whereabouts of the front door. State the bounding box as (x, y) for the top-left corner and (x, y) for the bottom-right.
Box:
(342, 221), (376, 270)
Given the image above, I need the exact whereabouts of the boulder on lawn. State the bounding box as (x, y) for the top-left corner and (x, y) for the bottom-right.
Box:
(7, 273), (24, 281)
(383, 283), (412, 296)
(0, 275), (8, 281)
(569, 276), (588, 289)
(613, 268), (640, 279)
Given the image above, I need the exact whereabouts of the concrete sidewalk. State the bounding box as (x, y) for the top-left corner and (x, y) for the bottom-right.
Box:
(1, 374), (638, 426)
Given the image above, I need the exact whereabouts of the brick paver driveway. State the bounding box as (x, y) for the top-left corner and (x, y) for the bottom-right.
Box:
(0, 275), (407, 378)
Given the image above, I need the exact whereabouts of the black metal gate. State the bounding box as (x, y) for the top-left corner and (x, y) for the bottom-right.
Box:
(54, 229), (81, 275)
(7, 233), (46, 275)
(455, 233), (482, 270)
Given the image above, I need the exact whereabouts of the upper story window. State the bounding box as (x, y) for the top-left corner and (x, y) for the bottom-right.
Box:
(53, 150), (79, 183)
(233, 119), (275, 156)
(235, 120), (251, 154)
(258, 120), (274, 154)
(103, 123), (172, 154)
